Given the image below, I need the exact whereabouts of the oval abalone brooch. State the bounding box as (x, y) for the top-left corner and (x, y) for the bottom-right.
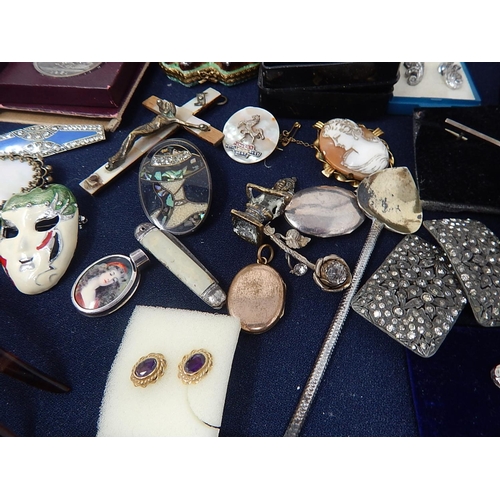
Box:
(138, 138), (212, 236)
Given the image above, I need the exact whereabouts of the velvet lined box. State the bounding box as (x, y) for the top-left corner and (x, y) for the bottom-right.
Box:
(258, 62), (400, 120)
(413, 105), (500, 215)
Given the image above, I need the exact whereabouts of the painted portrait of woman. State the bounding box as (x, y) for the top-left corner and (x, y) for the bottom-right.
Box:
(73, 257), (131, 311)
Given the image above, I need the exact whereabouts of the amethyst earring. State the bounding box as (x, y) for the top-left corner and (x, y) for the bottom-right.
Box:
(131, 353), (167, 388)
(178, 349), (213, 384)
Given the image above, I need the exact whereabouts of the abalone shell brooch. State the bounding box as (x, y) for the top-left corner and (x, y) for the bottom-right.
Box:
(138, 138), (212, 236)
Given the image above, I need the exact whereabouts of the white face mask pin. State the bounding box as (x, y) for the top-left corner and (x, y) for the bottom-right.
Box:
(0, 184), (79, 294)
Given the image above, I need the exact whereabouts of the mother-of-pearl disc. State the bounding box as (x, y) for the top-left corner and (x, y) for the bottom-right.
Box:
(285, 185), (365, 238)
(223, 106), (280, 164)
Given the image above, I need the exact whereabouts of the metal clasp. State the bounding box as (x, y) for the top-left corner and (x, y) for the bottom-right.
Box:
(279, 122), (301, 148)
(195, 92), (207, 107)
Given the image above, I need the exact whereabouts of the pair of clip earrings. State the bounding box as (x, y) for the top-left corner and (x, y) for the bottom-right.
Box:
(403, 62), (463, 89)
(130, 349), (213, 388)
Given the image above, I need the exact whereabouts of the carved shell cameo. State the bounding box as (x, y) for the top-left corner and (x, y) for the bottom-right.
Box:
(316, 118), (390, 183)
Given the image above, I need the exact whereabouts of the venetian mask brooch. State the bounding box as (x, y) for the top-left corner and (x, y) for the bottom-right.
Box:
(0, 154), (80, 294)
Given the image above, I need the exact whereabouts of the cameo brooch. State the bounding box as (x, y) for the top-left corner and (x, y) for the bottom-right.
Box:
(314, 118), (394, 185)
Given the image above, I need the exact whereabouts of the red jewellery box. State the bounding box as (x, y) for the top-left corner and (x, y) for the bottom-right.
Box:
(0, 62), (142, 108)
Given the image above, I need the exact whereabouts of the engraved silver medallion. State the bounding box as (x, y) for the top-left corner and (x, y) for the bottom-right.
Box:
(33, 62), (102, 78)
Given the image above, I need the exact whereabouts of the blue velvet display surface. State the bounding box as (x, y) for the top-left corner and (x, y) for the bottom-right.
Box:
(0, 63), (499, 437)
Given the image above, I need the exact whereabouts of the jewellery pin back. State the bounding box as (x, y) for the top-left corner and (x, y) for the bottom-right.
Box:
(223, 106), (280, 164)
(71, 250), (149, 317)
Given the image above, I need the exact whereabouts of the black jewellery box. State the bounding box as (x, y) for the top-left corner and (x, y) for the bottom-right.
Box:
(258, 62), (401, 120)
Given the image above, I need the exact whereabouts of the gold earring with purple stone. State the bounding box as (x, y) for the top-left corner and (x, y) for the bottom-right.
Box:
(131, 353), (167, 387)
(178, 349), (213, 384)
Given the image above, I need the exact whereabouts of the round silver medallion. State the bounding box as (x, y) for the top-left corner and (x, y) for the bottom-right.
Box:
(33, 62), (102, 78)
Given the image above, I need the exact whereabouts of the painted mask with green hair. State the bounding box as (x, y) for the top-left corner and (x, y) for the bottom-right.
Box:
(0, 184), (79, 294)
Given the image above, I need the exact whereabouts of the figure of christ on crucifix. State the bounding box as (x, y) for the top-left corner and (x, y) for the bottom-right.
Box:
(107, 99), (209, 171)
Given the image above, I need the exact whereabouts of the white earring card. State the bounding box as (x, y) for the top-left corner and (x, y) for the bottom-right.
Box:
(97, 305), (241, 436)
